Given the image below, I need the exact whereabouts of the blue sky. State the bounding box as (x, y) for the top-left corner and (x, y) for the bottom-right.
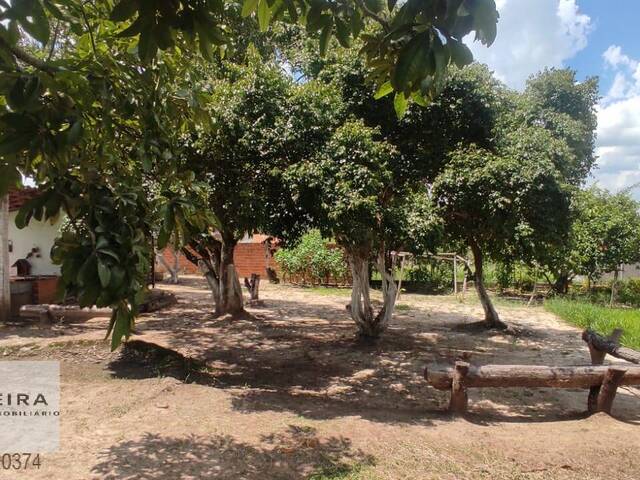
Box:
(467, 0), (640, 198)
(567, 0), (640, 93)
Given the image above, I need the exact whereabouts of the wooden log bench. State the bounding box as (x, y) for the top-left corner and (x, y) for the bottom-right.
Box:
(424, 362), (640, 415)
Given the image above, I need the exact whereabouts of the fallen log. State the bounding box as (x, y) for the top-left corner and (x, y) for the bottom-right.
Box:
(424, 364), (640, 390)
(582, 329), (640, 365)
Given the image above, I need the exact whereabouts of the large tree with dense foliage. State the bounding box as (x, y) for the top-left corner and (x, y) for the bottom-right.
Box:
(432, 144), (571, 328)
(0, 0), (499, 348)
(543, 187), (640, 296)
(287, 120), (440, 338)
(174, 56), (342, 315)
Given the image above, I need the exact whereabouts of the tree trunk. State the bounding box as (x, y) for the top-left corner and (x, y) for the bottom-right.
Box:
(244, 274), (260, 301)
(610, 268), (619, 306)
(552, 272), (570, 294)
(470, 241), (506, 329)
(0, 195), (10, 322)
(156, 249), (180, 284)
(347, 247), (397, 340)
(198, 239), (244, 316)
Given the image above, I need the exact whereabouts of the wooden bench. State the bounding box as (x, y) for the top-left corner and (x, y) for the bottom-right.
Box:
(424, 329), (640, 415)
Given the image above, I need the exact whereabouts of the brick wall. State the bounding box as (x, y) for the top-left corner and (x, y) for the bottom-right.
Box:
(157, 243), (271, 278)
(234, 243), (269, 278)
(8, 187), (40, 212)
(158, 249), (199, 274)
(32, 276), (59, 304)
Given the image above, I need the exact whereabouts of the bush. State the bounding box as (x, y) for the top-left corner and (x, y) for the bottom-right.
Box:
(495, 262), (513, 292)
(616, 279), (640, 307)
(274, 231), (348, 285)
(405, 260), (453, 293)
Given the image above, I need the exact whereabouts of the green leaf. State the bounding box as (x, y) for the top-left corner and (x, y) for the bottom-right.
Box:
(155, 22), (175, 50)
(374, 81), (394, 99)
(450, 39), (473, 68)
(472, 0), (498, 46)
(432, 36), (450, 77)
(65, 120), (83, 145)
(110, 306), (131, 351)
(98, 260), (112, 288)
(110, 0), (139, 22)
(391, 33), (429, 91)
(257, 0), (271, 32)
(364, 0), (384, 14)
(0, 165), (20, 196)
(137, 29), (157, 63)
(0, 133), (31, 155)
(98, 248), (120, 262)
(319, 21), (332, 57)
(19, 1), (50, 45)
(394, 92), (408, 118)
(242, 0), (260, 18)
(334, 18), (351, 48)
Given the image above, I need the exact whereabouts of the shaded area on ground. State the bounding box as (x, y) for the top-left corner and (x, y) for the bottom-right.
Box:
(91, 426), (373, 480)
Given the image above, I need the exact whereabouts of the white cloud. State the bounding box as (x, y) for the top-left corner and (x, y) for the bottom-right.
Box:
(603, 45), (637, 70)
(601, 45), (640, 103)
(592, 47), (640, 198)
(467, 0), (592, 90)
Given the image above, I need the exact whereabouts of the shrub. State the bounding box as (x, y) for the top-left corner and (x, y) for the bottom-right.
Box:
(495, 262), (513, 292)
(405, 260), (453, 293)
(274, 230), (348, 285)
(616, 279), (640, 307)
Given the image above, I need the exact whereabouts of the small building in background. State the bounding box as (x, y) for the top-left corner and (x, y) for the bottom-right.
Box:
(7, 188), (63, 316)
(8, 188), (63, 277)
(156, 233), (277, 279)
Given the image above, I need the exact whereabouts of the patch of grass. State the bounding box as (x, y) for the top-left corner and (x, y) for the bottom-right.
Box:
(306, 286), (353, 297)
(545, 298), (640, 350)
(308, 462), (374, 480)
(395, 304), (410, 311)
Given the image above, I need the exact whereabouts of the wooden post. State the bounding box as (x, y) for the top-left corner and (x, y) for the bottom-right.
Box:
(596, 368), (626, 414)
(449, 361), (470, 414)
(462, 266), (467, 299)
(0, 195), (10, 323)
(453, 254), (458, 295)
(610, 268), (619, 306)
(395, 254), (406, 302)
(586, 328), (624, 412)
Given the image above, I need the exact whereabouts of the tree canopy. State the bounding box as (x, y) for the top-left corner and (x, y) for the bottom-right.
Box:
(0, 0), (500, 347)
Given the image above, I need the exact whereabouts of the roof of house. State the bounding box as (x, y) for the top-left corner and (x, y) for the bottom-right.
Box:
(8, 187), (39, 212)
(238, 233), (272, 244)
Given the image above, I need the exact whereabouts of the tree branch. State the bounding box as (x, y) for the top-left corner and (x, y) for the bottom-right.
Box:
(354, 0), (390, 31)
(0, 36), (59, 74)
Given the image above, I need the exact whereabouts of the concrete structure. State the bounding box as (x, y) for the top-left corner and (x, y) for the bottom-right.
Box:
(8, 188), (63, 276)
(600, 263), (640, 281)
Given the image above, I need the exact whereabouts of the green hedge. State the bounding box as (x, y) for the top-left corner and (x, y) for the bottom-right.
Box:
(274, 231), (349, 285)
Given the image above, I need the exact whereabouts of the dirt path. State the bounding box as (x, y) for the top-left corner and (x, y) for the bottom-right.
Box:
(1, 276), (639, 479)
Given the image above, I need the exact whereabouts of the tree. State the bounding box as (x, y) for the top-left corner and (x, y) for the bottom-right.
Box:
(561, 188), (640, 298)
(287, 120), (440, 338)
(0, 0), (499, 347)
(432, 144), (570, 329)
(173, 55), (343, 316)
(515, 69), (598, 186)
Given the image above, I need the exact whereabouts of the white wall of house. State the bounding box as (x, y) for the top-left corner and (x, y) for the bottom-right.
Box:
(8, 212), (63, 276)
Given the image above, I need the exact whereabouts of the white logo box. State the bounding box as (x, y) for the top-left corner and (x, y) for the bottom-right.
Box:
(0, 361), (60, 453)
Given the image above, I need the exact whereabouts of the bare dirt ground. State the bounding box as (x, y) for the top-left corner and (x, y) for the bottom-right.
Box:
(1, 276), (639, 479)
